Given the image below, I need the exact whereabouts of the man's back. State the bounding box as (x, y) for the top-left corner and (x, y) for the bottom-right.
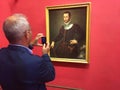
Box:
(0, 45), (55, 90)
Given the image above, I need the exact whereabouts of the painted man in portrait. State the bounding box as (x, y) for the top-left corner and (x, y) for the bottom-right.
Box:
(50, 11), (85, 58)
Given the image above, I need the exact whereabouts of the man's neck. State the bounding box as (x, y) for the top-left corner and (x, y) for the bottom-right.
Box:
(64, 20), (71, 26)
(10, 40), (29, 48)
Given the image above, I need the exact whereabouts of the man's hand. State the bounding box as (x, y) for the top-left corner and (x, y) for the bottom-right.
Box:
(42, 43), (50, 54)
(31, 33), (43, 46)
(70, 39), (78, 45)
(51, 41), (55, 48)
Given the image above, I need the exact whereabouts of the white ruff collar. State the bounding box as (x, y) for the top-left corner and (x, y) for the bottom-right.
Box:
(64, 21), (73, 30)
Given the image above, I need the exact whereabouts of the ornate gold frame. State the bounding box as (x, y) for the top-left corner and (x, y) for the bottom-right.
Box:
(46, 2), (91, 63)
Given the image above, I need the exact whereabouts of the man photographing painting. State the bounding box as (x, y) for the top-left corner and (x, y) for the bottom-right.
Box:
(0, 13), (55, 90)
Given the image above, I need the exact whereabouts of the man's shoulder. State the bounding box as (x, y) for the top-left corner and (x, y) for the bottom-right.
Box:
(72, 23), (81, 30)
(0, 47), (7, 52)
(60, 25), (64, 29)
(0, 47), (8, 58)
(73, 23), (80, 27)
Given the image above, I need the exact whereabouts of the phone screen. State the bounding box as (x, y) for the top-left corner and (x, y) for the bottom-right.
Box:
(41, 37), (46, 44)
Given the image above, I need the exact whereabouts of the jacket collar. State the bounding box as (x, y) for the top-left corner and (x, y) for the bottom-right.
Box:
(8, 44), (33, 54)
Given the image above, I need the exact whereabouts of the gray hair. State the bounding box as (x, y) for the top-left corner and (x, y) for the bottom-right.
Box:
(3, 13), (31, 43)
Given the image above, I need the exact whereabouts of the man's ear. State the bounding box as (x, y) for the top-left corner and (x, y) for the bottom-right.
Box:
(24, 30), (29, 39)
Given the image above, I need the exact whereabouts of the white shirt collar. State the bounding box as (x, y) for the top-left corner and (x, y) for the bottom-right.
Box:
(10, 44), (33, 54)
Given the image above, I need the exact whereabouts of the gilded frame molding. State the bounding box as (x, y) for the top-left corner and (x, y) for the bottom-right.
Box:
(46, 2), (91, 63)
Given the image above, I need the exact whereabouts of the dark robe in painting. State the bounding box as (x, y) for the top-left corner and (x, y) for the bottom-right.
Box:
(52, 24), (83, 58)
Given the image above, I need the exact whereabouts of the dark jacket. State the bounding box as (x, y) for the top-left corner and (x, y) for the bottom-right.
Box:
(0, 45), (55, 90)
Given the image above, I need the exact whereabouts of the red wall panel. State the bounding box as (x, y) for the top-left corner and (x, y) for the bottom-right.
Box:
(0, 0), (120, 90)
(0, 0), (11, 47)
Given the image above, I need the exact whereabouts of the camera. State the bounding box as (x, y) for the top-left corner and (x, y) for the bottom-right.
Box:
(41, 37), (46, 44)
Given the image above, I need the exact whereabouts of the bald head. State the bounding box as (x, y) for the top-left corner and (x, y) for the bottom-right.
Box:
(3, 14), (31, 44)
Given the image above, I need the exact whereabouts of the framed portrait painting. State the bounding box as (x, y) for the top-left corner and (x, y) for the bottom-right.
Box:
(46, 2), (91, 63)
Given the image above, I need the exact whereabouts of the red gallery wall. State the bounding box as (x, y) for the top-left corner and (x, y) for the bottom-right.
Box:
(0, 0), (120, 90)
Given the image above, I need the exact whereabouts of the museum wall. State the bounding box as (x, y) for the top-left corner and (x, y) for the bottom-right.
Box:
(0, 0), (120, 90)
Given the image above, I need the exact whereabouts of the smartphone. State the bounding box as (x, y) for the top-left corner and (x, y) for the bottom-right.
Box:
(41, 37), (46, 44)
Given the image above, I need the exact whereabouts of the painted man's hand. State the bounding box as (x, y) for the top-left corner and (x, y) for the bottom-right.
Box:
(51, 41), (55, 48)
(70, 39), (78, 45)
